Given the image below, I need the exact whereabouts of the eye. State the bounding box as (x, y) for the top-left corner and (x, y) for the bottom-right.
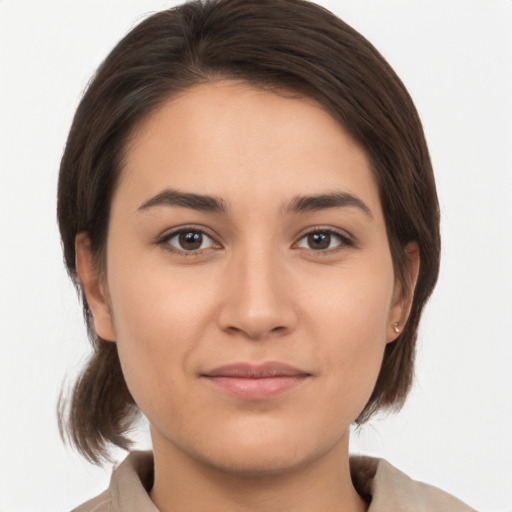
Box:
(161, 228), (218, 253)
(296, 229), (352, 252)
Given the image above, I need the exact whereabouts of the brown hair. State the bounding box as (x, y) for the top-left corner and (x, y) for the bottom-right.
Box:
(57, 0), (440, 464)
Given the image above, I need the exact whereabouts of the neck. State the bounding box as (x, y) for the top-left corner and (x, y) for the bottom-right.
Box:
(149, 432), (367, 512)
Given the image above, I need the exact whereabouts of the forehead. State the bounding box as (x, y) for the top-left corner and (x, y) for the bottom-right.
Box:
(117, 80), (381, 216)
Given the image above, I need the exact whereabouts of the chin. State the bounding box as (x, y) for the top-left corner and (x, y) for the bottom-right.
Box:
(198, 445), (315, 477)
(183, 423), (344, 478)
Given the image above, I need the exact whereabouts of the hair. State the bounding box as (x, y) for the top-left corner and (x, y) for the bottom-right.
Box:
(57, 0), (440, 464)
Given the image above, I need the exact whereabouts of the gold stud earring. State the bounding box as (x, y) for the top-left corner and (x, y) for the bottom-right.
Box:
(393, 322), (400, 334)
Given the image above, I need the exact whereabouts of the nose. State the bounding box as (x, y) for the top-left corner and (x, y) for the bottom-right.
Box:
(217, 247), (298, 340)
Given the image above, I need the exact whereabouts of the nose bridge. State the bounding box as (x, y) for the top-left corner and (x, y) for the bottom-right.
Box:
(219, 238), (296, 339)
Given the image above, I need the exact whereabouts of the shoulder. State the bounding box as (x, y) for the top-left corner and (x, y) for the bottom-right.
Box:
(72, 490), (112, 512)
(71, 451), (157, 512)
(73, 451), (477, 512)
(350, 456), (477, 511)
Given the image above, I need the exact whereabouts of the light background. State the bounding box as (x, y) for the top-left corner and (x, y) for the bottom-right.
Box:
(0, 1), (511, 511)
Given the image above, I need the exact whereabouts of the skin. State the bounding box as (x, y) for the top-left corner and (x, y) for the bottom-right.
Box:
(76, 81), (419, 512)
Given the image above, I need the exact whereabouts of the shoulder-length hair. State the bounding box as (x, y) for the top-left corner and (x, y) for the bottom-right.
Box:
(57, 0), (440, 463)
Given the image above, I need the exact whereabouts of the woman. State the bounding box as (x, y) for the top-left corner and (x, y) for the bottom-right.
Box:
(57, 0), (475, 510)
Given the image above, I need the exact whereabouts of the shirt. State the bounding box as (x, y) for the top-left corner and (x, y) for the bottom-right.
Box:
(72, 451), (477, 511)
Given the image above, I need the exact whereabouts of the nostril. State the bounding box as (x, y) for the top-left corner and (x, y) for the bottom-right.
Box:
(216, 276), (298, 339)
(224, 323), (288, 340)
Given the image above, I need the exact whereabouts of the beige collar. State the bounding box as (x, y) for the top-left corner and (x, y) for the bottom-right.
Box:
(73, 451), (476, 511)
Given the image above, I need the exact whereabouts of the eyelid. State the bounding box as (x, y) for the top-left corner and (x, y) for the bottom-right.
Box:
(293, 226), (355, 252)
(154, 224), (354, 256)
(156, 225), (222, 254)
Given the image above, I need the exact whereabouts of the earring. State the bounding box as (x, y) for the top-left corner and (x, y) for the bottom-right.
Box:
(393, 322), (400, 334)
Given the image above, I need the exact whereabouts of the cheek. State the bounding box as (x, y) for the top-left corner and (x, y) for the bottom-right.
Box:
(105, 256), (222, 406)
(108, 245), (221, 336)
(298, 257), (394, 399)
(300, 254), (395, 340)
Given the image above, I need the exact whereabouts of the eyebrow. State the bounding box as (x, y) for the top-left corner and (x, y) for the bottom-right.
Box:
(137, 188), (227, 213)
(286, 192), (373, 218)
(137, 188), (372, 218)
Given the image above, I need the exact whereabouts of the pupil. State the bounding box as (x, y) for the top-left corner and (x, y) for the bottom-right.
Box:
(179, 231), (202, 250)
(308, 232), (330, 250)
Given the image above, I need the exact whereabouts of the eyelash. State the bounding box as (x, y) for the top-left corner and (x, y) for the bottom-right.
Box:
(294, 227), (354, 255)
(156, 226), (219, 256)
(156, 226), (354, 256)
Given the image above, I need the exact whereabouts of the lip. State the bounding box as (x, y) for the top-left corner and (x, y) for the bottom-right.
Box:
(201, 362), (311, 400)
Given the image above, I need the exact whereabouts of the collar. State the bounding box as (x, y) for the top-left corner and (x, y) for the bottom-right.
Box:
(75, 451), (476, 511)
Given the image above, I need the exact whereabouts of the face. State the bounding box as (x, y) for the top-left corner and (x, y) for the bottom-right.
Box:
(78, 81), (411, 475)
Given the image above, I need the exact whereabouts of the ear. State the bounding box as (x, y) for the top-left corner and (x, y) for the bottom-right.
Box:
(75, 232), (116, 342)
(387, 241), (420, 342)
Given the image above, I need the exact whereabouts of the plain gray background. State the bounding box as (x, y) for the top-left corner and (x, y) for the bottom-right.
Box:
(1, 1), (511, 510)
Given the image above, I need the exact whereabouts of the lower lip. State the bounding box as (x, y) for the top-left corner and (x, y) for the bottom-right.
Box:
(204, 375), (308, 399)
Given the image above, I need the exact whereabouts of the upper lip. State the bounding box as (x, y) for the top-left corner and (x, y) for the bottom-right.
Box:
(202, 362), (310, 378)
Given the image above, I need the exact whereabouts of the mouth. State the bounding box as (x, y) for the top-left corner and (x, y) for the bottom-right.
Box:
(201, 362), (311, 400)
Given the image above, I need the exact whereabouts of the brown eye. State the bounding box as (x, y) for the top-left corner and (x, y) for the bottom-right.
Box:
(179, 231), (203, 250)
(296, 229), (351, 252)
(165, 229), (216, 252)
(307, 232), (331, 250)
